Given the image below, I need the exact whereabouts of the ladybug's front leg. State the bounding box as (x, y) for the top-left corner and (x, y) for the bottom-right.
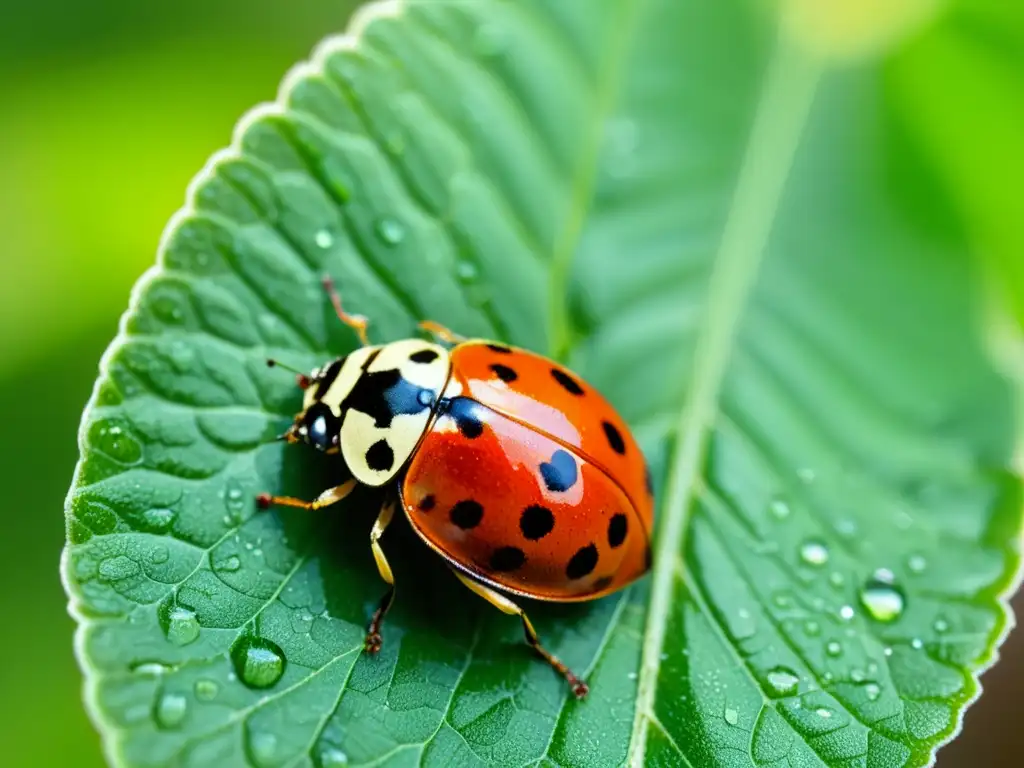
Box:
(364, 499), (397, 654)
(450, 568), (589, 699)
(256, 478), (357, 511)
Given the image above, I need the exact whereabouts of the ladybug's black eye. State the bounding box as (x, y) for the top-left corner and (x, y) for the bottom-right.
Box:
(300, 403), (338, 451)
(309, 415), (328, 444)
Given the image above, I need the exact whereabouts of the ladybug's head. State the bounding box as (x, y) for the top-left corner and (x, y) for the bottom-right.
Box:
(268, 356), (347, 453)
(286, 401), (341, 452)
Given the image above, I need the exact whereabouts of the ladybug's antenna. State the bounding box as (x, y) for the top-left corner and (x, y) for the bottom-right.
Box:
(322, 274), (370, 347)
(266, 358), (311, 390)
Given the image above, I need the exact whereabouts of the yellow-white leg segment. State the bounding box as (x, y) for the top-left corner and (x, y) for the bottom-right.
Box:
(365, 499), (396, 653)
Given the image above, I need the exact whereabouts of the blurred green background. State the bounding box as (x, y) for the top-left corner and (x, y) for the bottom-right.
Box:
(0, 1), (1020, 766)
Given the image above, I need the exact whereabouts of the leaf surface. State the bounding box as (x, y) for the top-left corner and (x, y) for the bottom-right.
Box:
(64, 1), (1022, 766)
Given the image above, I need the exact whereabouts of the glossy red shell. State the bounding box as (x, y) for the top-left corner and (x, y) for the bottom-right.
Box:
(399, 341), (654, 601)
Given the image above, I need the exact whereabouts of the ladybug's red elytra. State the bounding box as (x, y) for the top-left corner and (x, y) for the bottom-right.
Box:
(259, 276), (654, 698)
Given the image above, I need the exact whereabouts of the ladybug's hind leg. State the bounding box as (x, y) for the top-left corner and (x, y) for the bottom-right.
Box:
(364, 499), (397, 654)
(450, 568), (589, 699)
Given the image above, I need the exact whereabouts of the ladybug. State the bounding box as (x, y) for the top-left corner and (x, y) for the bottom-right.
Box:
(259, 276), (654, 697)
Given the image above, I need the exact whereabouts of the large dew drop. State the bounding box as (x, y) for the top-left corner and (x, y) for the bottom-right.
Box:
(859, 570), (906, 623)
(231, 634), (286, 689)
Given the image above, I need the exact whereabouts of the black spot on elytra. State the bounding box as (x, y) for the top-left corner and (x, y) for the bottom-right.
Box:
(418, 494), (435, 512)
(489, 363), (518, 383)
(342, 366), (434, 428)
(551, 368), (584, 395)
(608, 513), (628, 548)
(519, 505), (554, 540)
(486, 343), (512, 354)
(490, 546), (526, 572)
(410, 348), (439, 364)
(593, 575), (614, 591)
(540, 449), (578, 492)
(602, 421), (626, 454)
(365, 439), (394, 471)
(566, 544), (598, 579)
(449, 500), (484, 529)
(443, 397), (485, 439)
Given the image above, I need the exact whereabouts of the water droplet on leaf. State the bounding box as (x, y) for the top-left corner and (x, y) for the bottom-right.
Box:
(826, 640), (843, 657)
(194, 679), (219, 701)
(144, 507), (176, 532)
(804, 620), (820, 636)
(99, 555), (140, 582)
(908, 554), (927, 573)
(724, 707), (739, 725)
(766, 667), (799, 696)
(92, 421), (142, 463)
(133, 662), (169, 676)
(165, 606), (200, 647)
(248, 731), (279, 767)
(231, 634), (286, 689)
(865, 683), (881, 701)
(456, 260), (478, 282)
(934, 617), (949, 633)
(215, 555), (241, 574)
(838, 605), (854, 621)
(815, 707), (832, 719)
(859, 571), (905, 623)
(150, 546), (169, 565)
(315, 229), (335, 249)
(374, 217), (405, 246)
(769, 497), (791, 519)
(319, 748), (349, 767)
(799, 539), (829, 566)
(911, 638), (923, 649)
(154, 693), (188, 729)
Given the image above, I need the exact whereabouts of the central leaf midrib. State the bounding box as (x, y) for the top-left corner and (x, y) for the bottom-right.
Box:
(626, 37), (824, 766)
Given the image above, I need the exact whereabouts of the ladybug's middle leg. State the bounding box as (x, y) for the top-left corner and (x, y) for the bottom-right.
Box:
(449, 568), (589, 699)
(364, 499), (397, 654)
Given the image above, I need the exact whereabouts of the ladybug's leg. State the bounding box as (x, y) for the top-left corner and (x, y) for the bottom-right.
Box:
(450, 569), (589, 699)
(418, 320), (465, 345)
(322, 274), (371, 346)
(256, 478), (357, 511)
(364, 499), (397, 654)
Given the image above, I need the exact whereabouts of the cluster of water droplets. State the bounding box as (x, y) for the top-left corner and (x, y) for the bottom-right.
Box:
(92, 420), (142, 464)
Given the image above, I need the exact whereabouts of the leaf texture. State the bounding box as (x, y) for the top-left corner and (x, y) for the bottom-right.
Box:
(63, 1), (1022, 767)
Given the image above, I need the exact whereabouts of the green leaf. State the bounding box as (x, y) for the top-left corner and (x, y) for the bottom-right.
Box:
(63, 1), (1022, 766)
